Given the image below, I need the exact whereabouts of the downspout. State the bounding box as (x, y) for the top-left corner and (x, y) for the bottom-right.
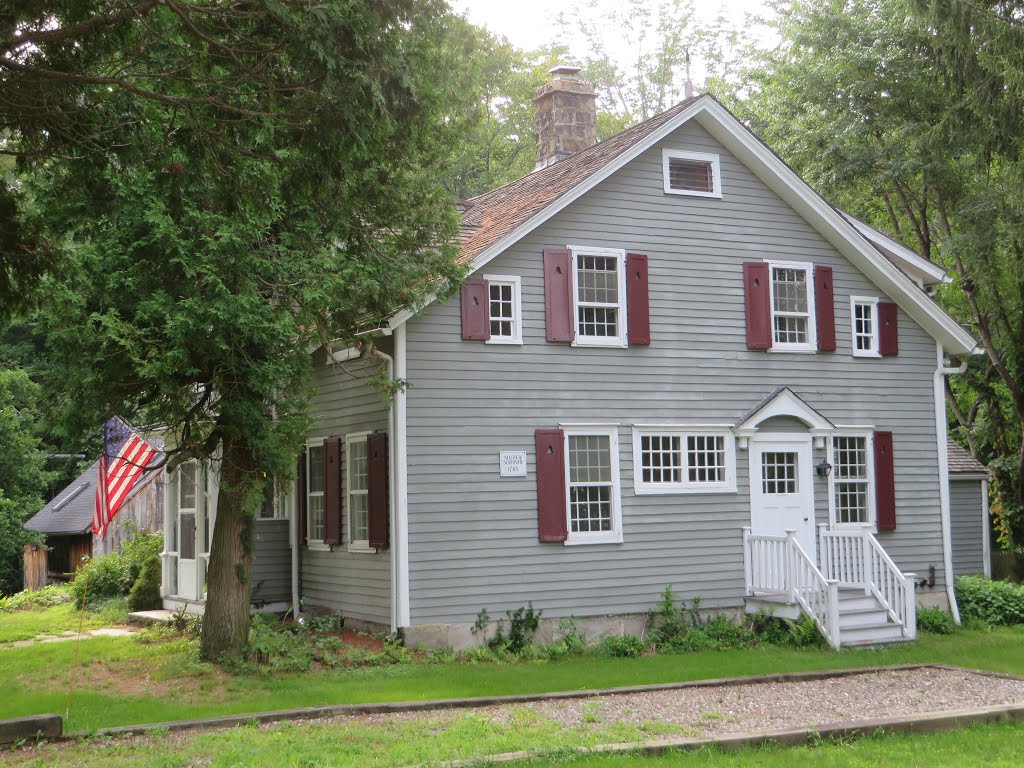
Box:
(935, 344), (967, 623)
(372, 345), (399, 634)
(290, 478), (300, 620)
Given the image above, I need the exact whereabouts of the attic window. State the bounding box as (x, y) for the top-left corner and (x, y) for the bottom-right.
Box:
(662, 150), (721, 198)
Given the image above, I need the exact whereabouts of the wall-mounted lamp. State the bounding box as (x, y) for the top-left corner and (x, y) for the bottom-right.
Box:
(815, 459), (833, 478)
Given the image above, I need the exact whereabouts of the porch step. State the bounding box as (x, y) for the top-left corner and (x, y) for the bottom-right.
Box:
(840, 622), (908, 646)
(838, 609), (892, 630)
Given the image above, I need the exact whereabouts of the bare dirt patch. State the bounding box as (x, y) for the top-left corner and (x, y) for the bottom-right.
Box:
(32, 658), (231, 703)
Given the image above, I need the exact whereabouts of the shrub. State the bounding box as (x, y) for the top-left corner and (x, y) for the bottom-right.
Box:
(917, 606), (956, 634)
(956, 575), (1024, 626)
(0, 584), (70, 613)
(69, 530), (164, 609)
(479, 603), (543, 655)
(127, 554), (162, 611)
(787, 614), (826, 647)
(595, 634), (646, 658)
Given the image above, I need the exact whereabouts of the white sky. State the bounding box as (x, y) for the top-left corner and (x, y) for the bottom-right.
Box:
(449, 0), (772, 54)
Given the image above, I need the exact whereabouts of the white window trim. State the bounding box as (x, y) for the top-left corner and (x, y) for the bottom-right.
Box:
(305, 439), (329, 550)
(482, 274), (523, 345)
(661, 149), (722, 198)
(568, 245), (628, 348)
(631, 427), (737, 495)
(766, 259), (817, 353)
(345, 431), (376, 553)
(850, 296), (882, 358)
(563, 425), (623, 545)
(258, 482), (292, 523)
(827, 430), (877, 532)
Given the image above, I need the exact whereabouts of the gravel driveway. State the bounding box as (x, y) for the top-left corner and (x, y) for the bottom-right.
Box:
(357, 667), (1024, 738)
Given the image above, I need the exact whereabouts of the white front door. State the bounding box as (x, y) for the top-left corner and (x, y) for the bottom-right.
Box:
(749, 437), (816, 558)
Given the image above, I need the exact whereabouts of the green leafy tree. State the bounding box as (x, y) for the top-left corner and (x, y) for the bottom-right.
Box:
(731, 0), (1024, 555)
(4, 1), (471, 659)
(0, 369), (49, 595)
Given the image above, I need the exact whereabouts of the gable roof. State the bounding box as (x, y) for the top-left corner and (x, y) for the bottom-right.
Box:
(947, 438), (988, 476)
(394, 94), (977, 355)
(23, 459), (162, 537)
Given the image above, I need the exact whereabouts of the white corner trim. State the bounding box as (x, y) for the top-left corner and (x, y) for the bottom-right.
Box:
(661, 149), (722, 198)
(394, 323), (411, 629)
(934, 342), (961, 623)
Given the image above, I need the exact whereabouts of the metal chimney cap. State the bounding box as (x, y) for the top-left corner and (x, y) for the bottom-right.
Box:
(549, 65), (583, 78)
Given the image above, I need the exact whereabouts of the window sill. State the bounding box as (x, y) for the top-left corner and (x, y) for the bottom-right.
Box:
(485, 338), (522, 346)
(663, 188), (722, 199)
(306, 542), (332, 552)
(256, 517), (289, 523)
(768, 346), (817, 354)
(571, 338), (628, 349)
(563, 534), (624, 546)
(852, 351), (882, 358)
(634, 484), (737, 495)
(830, 523), (878, 535)
(347, 544), (377, 554)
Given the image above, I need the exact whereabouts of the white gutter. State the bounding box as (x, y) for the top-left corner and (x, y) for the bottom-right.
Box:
(394, 324), (411, 628)
(372, 344), (400, 634)
(935, 344), (966, 623)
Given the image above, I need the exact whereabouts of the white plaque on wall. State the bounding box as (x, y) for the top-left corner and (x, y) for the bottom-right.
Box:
(499, 451), (528, 477)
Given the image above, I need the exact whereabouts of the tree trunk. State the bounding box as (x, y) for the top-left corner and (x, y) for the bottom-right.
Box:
(199, 436), (258, 662)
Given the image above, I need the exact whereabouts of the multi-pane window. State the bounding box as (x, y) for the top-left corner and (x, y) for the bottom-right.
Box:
(770, 262), (815, 350)
(662, 150), (722, 198)
(307, 443), (325, 543)
(484, 275), (522, 344)
(565, 429), (621, 543)
(833, 435), (871, 525)
(347, 434), (370, 548)
(178, 462), (197, 560)
(633, 430), (735, 493)
(851, 297), (879, 356)
(761, 452), (798, 495)
(259, 481), (291, 520)
(575, 252), (625, 344)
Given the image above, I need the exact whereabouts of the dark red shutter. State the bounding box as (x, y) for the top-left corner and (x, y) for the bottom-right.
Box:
(879, 301), (899, 356)
(536, 429), (568, 542)
(460, 278), (491, 341)
(544, 248), (574, 342)
(323, 437), (341, 545)
(367, 431), (389, 549)
(297, 450), (307, 546)
(743, 262), (772, 350)
(874, 431), (896, 531)
(626, 253), (650, 345)
(814, 265), (836, 352)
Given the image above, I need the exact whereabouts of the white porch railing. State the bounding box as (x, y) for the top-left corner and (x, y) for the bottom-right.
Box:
(818, 524), (917, 640)
(743, 527), (841, 648)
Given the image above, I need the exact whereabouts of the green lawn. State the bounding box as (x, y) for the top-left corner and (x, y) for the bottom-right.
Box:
(0, 606), (1023, 733)
(0, 600), (129, 644)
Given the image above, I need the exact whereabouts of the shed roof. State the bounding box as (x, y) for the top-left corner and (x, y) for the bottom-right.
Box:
(23, 458), (162, 537)
(947, 438), (988, 476)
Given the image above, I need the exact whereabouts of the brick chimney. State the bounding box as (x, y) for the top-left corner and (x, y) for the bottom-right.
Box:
(533, 66), (598, 171)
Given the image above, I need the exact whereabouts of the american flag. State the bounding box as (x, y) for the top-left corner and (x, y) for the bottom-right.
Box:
(93, 417), (159, 537)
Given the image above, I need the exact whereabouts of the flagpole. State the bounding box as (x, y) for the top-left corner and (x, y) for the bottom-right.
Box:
(66, 556), (90, 723)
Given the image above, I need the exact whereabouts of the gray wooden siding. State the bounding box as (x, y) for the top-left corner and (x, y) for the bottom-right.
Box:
(401, 119), (949, 626)
(252, 519), (291, 602)
(950, 479), (986, 576)
(301, 353), (391, 625)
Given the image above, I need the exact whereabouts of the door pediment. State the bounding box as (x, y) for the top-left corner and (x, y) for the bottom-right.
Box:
(735, 387), (833, 449)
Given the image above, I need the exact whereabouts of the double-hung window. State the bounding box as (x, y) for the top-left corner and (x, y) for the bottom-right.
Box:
(632, 428), (737, 494)
(483, 274), (522, 344)
(259, 481), (292, 521)
(768, 261), (816, 351)
(571, 247), (627, 347)
(850, 297), (880, 357)
(346, 432), (373, 551)
(564, 426), (622, 544)
(306, 442), (325, 545)
(830, 434), (874, 527)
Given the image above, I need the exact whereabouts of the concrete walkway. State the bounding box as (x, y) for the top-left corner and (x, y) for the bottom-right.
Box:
(9, 628), (136, 648)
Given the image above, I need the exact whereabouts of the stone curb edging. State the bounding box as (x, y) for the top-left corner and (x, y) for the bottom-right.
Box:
(430, 702), (1024, 768)
(65, 663), (1006, 741)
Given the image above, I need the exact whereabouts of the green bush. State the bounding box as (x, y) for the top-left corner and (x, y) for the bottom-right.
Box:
(0, 584), (70, 612)
(956, 575), (1024, 626)
(646, 587), (758, 653)
(917, 606), (956, 634)
(127, 554), (162, 611)
(595, 634), (646, 658)
(69, 530), (163, 609)
(477, 603), (543, 655)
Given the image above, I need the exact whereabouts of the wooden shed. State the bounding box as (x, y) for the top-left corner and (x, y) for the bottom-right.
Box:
(947, 438), (991, 578)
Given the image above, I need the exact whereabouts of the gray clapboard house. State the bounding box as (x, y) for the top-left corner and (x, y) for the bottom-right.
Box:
(161, 70), (980, 648)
